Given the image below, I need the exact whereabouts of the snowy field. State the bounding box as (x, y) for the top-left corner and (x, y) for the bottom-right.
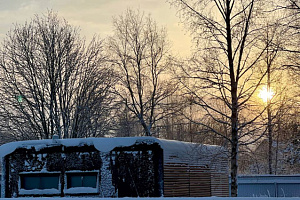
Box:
(0, 198), (300, 200)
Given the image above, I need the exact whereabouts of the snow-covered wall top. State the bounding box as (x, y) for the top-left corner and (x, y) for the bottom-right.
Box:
(0, 137), (227, 167)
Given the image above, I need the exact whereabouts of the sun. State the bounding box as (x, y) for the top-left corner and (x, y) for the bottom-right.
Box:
(258, 86), (274, 102)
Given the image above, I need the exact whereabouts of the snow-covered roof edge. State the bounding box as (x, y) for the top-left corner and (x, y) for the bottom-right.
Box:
(0, 136), (224, 159)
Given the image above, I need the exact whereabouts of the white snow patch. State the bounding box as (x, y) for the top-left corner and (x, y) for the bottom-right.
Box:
(0, 137), (227, 177)
(19, 188), (60, 195)
(64, 187), (97, 194)
(0, 197), (300, 200)
(0, 140), (54, 158)
(0, 137), (225, 162)
(0, 137), (148, 159)
(100, 153), (115, 197)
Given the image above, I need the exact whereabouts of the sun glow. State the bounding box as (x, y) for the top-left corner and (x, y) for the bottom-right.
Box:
(258, 86), (274, 102)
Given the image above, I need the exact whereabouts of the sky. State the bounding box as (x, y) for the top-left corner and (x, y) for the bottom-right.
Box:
(0, 0), (192, 57)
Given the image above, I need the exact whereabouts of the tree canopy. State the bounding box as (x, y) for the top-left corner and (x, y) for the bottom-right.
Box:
(0, 12), (116, 140)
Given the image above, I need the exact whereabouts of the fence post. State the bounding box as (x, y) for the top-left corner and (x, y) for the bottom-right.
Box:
(274, 182), (278, 197)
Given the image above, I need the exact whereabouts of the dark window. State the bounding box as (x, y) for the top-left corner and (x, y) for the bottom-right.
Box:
(20, 174), (59, 190)
(67, 173), (97, 188)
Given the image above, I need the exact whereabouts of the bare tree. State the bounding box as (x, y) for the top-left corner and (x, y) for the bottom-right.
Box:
(108, 9), (176, 136)
(168, 0), (279, 196)
(0, 11), (116, 140)
(276, 0), (300, 68)
(258, 21), (289, 174)
(281, 0), (300, 15)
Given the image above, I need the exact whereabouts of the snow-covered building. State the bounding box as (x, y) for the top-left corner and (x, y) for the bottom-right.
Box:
(0, 137), (228, 198)
(0, 132), (16, 197)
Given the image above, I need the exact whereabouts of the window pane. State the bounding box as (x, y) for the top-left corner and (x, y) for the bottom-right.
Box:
(67, 173), (97, 189)
(22, 176), (40, 190)
(68, 175), (82, 188)
(21, 175), (59, 190)
(40, 176), (59, 189)
(83, 175), (97, 188)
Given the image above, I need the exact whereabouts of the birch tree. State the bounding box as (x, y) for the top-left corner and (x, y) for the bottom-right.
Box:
(168, 0), (275, 196)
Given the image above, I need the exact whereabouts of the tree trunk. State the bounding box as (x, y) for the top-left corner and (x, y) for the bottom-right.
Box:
(140, 117), (152, 136)
(267, 46), (273, 174)
(267, 104), (273, 174)
(231, 132), (238, 197)
(231, 86), (239, 197)
(226, 0), (239, 195)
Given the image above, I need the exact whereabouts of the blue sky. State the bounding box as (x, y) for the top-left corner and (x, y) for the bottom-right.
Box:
(0, 0), (192, 56)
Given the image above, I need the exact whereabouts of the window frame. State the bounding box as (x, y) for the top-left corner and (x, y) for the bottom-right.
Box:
(64, 171), (99, 194)
(18, 172), (61, 195)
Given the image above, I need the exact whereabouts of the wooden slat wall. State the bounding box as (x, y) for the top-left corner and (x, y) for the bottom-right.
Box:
(210, 172), (229, 197)
(164, 164), (189, 197)
(209, 155), (229, 197)
(164, 163), (211, 197)
(190, 166), (211, 197)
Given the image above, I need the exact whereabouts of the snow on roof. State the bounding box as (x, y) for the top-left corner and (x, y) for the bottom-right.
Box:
(0, 137), (227, 168)
(2, 197), (300, 200)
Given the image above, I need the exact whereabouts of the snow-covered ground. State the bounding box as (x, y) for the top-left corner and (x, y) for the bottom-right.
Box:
(1, 198), (300, 200)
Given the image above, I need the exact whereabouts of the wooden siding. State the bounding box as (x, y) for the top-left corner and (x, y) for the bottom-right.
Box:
(211, 172), (229, 197)
(164, 163), (211, 197)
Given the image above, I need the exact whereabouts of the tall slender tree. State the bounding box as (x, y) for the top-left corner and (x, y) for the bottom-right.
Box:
(168, 0), (277, 196)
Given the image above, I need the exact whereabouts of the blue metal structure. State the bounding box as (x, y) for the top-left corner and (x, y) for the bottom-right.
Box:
(230, 175), (300, 197)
